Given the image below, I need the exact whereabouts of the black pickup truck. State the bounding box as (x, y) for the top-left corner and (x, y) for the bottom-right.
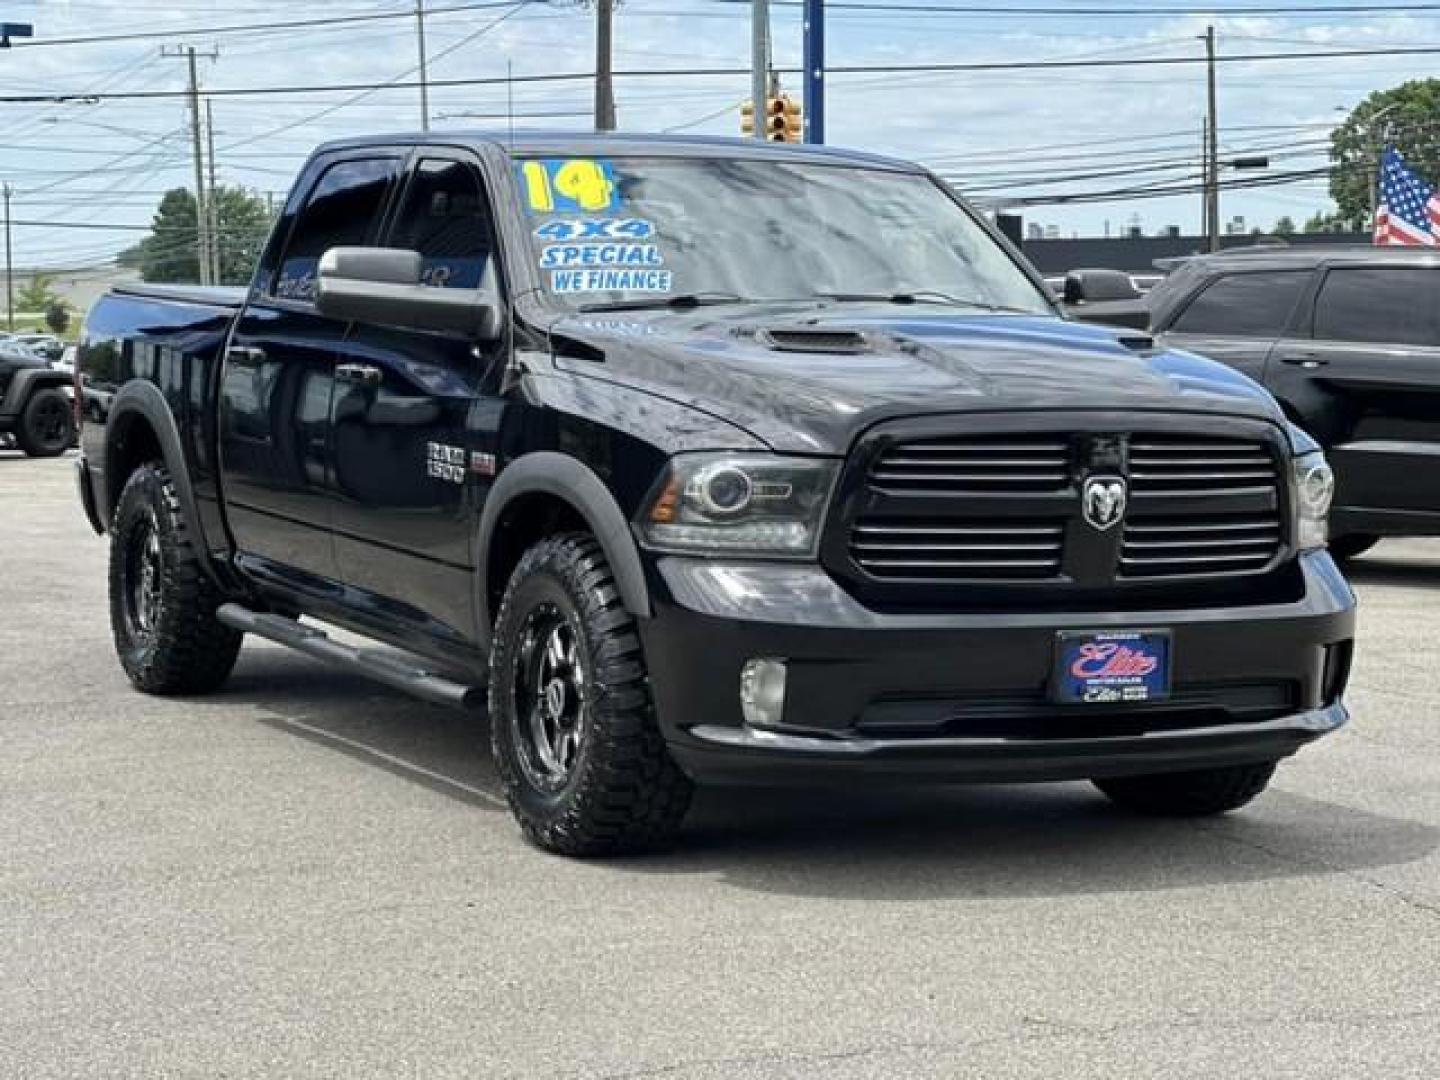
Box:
(77, 133), (1356, 855)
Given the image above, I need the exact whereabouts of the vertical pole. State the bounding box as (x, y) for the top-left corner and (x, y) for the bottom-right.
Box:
(416, 0), (431, 132)
(206, 99), (221, 284)
(594, 0), (616, 131)
(3, 183), (13, 331)
(185, 48), (211, 286)
(1204, 25), (1219, 252)
(1198, 117), (1207, 238)
(802, 0), (824, 144)
(751, 0), (770, 141)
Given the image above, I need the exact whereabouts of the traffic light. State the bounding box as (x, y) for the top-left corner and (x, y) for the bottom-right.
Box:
(766, 95), (803, 143)
(741, 96), (803, 142)
(740, 99), (757, 138)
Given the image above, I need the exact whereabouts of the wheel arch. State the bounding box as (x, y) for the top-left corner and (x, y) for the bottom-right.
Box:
(475, 452), (651, 648)
(102, 382), (222, 586)
(1, 365), (71, 417)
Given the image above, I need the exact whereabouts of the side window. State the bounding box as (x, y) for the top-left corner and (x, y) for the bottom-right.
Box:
(1313, 268), (1438, 347)
(1169, 270), (1309, 337)
(273, 157), (400, 303)
(387, 159), (495, 290)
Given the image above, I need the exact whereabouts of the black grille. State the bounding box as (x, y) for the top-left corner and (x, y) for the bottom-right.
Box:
(1121, 436), (1284, 579)
(856, 681), (1300, 739)
(1128, 436), (1277, 495)
(869, 435), (1070, 492)
(838, 423), (1288, 593)
(850, 520), (1065, 580)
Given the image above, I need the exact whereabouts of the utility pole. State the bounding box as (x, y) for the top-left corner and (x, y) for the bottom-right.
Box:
(415, 0), (431, 132)
(3, 182), (13, 332)
(1203, 25), (1219, 252)
(163, 45), (218, 286)
(751, 0), (770, 141)
(801, 0), (824, 144)
(594, 0), (616, 131)
(206, 98), (221, 284)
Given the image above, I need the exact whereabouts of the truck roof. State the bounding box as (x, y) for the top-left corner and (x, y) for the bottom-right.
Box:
(313, 130), (923, 173)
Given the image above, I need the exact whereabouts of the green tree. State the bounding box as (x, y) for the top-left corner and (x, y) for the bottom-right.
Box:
(136, 185), (275, 286)
(44, 300), (71, 336)
(1273, 215), (1297, 236)
(15, 273), (62, 313)
(1331, 79), (1440, 229)
(1302, 210), (1355, 234)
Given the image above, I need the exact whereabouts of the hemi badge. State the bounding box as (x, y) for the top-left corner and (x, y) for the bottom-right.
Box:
(470, 452), (498, 477)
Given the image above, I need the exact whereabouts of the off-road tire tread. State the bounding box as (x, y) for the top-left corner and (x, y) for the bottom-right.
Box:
(1095, 761), (1277, 817)
(109, 463), (242, 694)
(16, 387), (73, 458)
(490, 533), (692, 856)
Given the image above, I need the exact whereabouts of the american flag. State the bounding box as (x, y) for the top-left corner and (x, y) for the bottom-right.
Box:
(1374, 147), (1440, 246)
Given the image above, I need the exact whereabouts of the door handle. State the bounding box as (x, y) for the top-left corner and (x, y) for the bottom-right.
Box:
(226, 345), (267, 364)
(335, 363), (383, 387)
(1279, 350), (1328, 368)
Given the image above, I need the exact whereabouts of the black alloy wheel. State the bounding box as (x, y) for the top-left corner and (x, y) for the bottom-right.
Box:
(509, 603), (589, 792)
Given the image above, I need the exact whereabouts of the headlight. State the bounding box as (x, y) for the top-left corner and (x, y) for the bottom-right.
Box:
(1293, 451), (1334, 552)
(638, 454), (839, 557)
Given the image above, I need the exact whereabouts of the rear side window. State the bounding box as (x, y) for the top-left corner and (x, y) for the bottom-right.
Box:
(1169, 270), (1309, 337)
(274, 157), (401, 303)
(386, 159), (495, 290)
(1313, 267), (1439, 347)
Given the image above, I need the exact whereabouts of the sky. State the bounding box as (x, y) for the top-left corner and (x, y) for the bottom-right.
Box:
(2, 0), (1438, 273)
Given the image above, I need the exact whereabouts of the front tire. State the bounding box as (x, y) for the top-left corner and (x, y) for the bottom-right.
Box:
(1094, 761), (1276, 817)
(488, 533), (692, 856)
(15, 387), (73, 457)
(109, 463), (242, 694)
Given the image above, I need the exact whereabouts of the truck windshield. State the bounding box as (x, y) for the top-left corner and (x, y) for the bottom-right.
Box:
(515, 156), (1051, 314)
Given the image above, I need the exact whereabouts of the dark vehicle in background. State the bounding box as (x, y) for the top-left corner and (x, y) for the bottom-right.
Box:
(75, 133), (1354, 855)
(1140, 247), (1440, 560)
(0, 338), (74, 456)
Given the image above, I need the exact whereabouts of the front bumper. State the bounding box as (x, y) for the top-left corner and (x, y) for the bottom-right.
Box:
(637, 552), (1356, 787)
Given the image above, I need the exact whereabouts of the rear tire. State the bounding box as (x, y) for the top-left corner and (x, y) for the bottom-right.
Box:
(15, 387), (73, 457)
(1094, 761), (1277, 817)
(1329, 533), (1378, 563)
(109, 463), (242, 694)
(488, 533), (693, 856)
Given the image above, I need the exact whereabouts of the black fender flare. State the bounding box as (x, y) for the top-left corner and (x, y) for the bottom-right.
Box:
(0, 366), (71, 418)
(475, 452), (651, 638)
(104, 380), (222, 585)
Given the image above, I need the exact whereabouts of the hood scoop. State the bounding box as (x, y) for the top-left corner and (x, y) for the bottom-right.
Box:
(758, 327), (870, 354)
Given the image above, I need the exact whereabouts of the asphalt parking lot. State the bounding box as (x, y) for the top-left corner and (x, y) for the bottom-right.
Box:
(2, 450), (1438, 1079)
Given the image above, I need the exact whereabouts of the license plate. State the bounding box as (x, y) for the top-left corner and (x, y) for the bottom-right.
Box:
(1053, 630), (1171, 705)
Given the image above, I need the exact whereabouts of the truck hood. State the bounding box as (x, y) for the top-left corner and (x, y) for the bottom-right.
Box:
(547, 304), (1285, 454)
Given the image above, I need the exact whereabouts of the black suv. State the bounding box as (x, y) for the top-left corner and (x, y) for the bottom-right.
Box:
(0, 340), (74, 456)
(1142, 247), (1440, 559)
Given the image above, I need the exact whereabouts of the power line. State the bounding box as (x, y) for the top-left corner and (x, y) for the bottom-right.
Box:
(9, 43), (1440, 106)
(4, 1), (538, 49)
(710, 0), (1440, 14)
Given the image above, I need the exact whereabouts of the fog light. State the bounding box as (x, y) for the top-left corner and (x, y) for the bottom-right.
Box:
(740, 658), (788, 729)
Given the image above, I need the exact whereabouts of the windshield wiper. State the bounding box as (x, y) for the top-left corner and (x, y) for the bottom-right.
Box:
(810, 290), (1031, 314)
(576, 292), (749, 313)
